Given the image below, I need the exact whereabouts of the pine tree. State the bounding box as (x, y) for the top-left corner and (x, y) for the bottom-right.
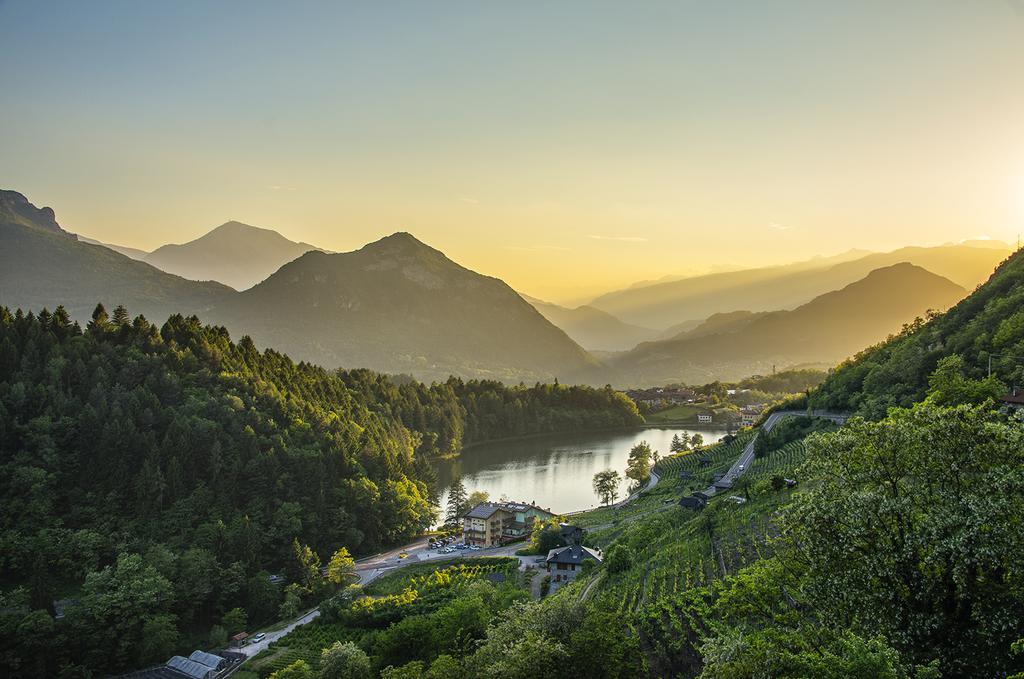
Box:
(87, 303), (110, 333)
(112, 304), (130, 326)
(444, 477), (468, 528)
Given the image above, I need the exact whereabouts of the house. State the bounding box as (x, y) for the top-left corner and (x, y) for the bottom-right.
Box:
(697, 413), (712, 423)
(1002, 387), (1024, 410)
(740, 413), (757, 426)
(678, 494), (707, 511)
(189, 650), (227, 671)
(229, 632), (249, 648)
(497, 501), (556, 539)
(544, 523), (602, 584)
(546, 545), (603, 583)
(463, 503), (515, 547)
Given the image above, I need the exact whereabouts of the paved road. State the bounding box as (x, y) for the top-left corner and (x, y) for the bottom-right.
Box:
(240, 607), (320, 657)
(356, 540), (532, 586)
(613, 469), (661, 509)
(703, 410), (848, 497)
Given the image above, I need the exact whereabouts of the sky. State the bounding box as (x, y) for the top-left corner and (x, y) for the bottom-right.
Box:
(2, 1), (1023, 303)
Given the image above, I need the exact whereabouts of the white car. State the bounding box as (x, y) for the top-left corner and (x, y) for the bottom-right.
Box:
(469, 545), (481, 551)
(738, 464), (745, 471)
(252, 632), (267, 642)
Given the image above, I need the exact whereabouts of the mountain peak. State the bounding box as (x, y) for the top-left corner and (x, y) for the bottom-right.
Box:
(359, 232), (442, 259)
(0, 189), (69, 237)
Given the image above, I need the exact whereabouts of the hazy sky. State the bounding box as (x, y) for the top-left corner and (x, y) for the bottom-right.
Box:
(2, 1), (1023, 302)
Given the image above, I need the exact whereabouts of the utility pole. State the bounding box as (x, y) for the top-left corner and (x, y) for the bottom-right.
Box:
(988, 353), (1024, 379)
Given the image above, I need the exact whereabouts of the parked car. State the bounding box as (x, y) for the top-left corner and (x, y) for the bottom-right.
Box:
(469, 545), (481, 551)
(398, 552), (409, 559)
(253, 632), (267, 642)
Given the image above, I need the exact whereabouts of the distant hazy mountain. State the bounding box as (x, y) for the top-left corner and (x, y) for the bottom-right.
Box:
(610, 263), (967, 385)
(591, 245), (1009, 329)
(143, 221), (321, 290)
(0, 190), (233, 321)
(78, 236), (149, 260)
(521, 295), (658, 351)
(210, 232), (601, 382)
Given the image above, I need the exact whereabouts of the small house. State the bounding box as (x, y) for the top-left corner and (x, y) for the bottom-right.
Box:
(678, 495), (706, 511)
(546, 545), (603, 583)
(229, 632), (249, 648)
(1002, 387), (1024, 411)
(697, 413), (713, 423)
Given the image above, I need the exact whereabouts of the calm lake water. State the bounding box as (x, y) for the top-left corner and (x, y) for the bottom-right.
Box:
(435, 426), (727, 520)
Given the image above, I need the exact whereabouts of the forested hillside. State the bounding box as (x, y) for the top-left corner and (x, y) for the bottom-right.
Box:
(811, 248), (1024, 417)
(0, 305), (639, 676)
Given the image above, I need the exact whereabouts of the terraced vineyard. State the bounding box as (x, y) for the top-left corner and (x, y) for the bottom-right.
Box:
(748, 439), (807, 479)
(250, 622), (362, 677)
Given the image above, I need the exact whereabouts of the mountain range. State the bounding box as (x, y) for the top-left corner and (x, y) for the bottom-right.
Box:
(2, 188), (1005, 386)
(590, 243), (1010, 329)
(0, 191), (596, 383)
(0, 190), (234, 323)
(210, 233), (601, 382)
(142, 221), (321, 290)
(82, 221), (321, 290)
(608, 263), (967, 385)
(519, 295), (658, 351)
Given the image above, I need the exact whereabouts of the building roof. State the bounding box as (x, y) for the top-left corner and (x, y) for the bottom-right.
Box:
(679, 496), (706, 509)
(165, 656), (215, 679)
(546, 545), (603, 565)
(188, 650), (225, 669)
(464, 503), (510, 520)
(1002, 388), (1024, 405)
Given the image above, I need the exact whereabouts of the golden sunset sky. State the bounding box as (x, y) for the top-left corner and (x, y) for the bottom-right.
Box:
(2, 1), (1023, 302)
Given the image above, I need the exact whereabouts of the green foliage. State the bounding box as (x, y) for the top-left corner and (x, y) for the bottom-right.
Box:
(604, 544), (632, 573)
(320, 641), (372, 679)
(269, 659), (314, 679)
(781, 403), (1024, 676)
(625, 441), (654, 485)
(925, 354), (1005, 406)
(326, 548), (356, 586)
(592, 469), (621, 506)
(222, 607), (248, 635)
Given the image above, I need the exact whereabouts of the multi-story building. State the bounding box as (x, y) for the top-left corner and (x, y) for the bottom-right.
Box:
(462, 501), (557, 546)
(462, 504), (515, 547)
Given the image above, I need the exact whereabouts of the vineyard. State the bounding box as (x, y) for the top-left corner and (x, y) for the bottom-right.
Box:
(575, 427), (819, 673)
(748, 439), (807, 479)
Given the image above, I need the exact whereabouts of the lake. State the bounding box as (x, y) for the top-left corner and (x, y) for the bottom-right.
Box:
(435, 426), (727, 521)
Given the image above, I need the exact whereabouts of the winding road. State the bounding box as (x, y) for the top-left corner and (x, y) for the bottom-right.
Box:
(703, 409), (848, 497)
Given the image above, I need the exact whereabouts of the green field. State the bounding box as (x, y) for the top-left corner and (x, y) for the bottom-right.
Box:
(643, 403), (713, 423)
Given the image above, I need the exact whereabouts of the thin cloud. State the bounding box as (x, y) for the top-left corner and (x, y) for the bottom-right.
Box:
(460, 197), (480, 204)
(267, 185), (297, 191)
(769, 223), (791, 231)
(587, 234), (648, 242)
(505, 244), (571, 252)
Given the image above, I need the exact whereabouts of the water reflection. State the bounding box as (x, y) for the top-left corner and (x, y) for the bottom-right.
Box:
(436, 427), (726, 518)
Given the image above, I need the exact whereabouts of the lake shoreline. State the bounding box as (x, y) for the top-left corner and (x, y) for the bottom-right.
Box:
(457, 422), (732, 454)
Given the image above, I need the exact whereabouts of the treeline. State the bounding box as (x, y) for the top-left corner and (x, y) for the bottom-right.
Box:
(0, 305), (640, 676)
(338, 370), (642, 457)
(811, 248), (1023, 418)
